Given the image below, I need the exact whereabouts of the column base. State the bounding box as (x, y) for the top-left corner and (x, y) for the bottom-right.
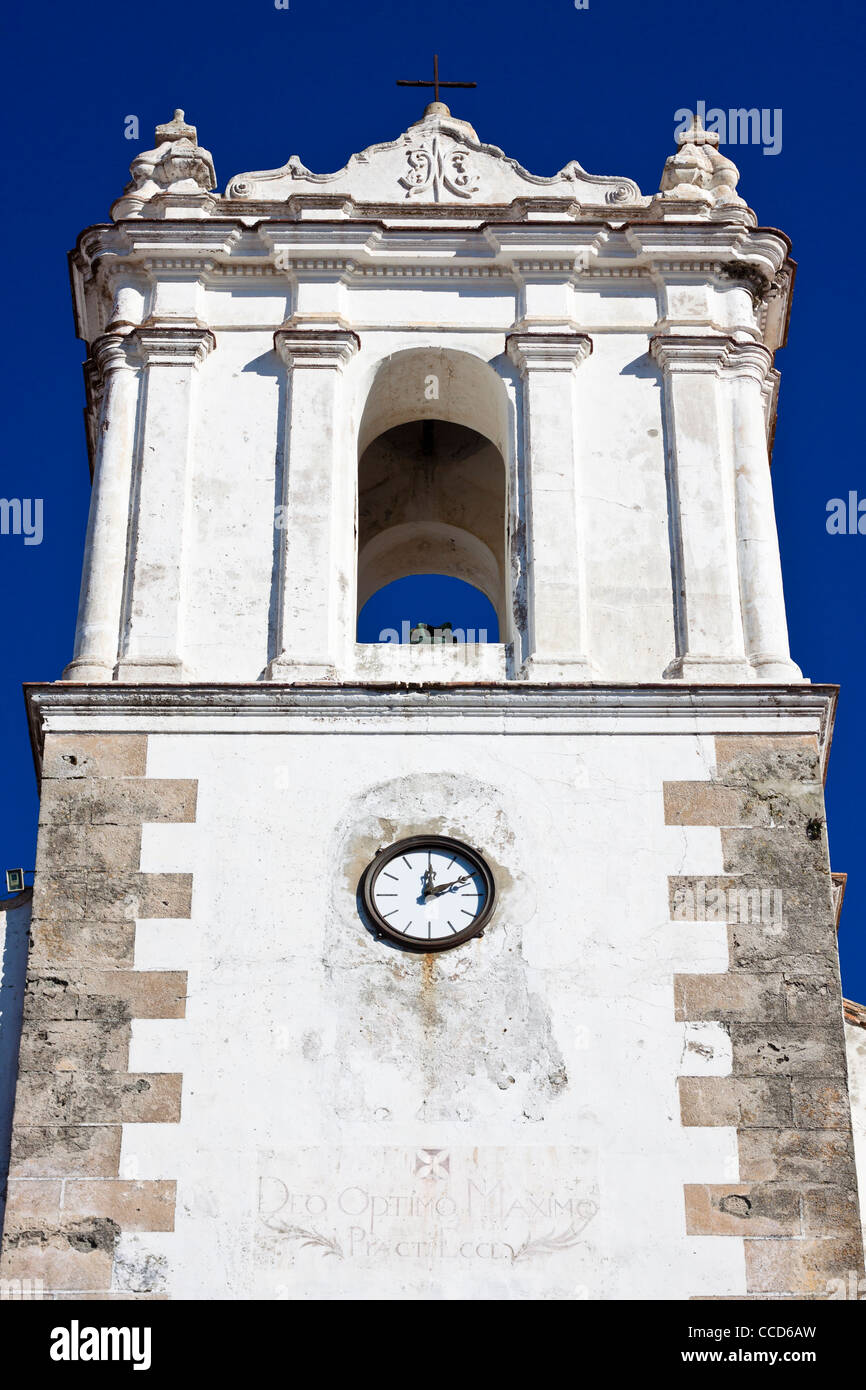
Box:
(114, 656), (186, 683)
(264, 656), (338, 683)
(665, 655), (755, 681)
(749, 654), (805, 682)
(520, 656), (597, 683)
(61, 658), (115, 683)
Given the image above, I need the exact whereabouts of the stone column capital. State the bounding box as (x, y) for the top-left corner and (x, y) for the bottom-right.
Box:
(505, 330), (593, 374)
(273, 321), (360, 371)
(131, 322), (216, 367)
(650, 332), (736, 373)
(90, 332), (139, 384)
(720, 339), (774, 386)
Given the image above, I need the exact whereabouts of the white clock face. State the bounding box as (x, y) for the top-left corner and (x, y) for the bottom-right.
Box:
(363, 838), (494, 950)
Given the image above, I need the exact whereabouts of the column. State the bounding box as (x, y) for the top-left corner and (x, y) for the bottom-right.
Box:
(267, 323), (360, 681)
(506, 329), (594, 679)
(650, 334), (752, 680)
(116, 324), (215, 681)
(725, 341), (802, 680)
(63, 334), (140, 682)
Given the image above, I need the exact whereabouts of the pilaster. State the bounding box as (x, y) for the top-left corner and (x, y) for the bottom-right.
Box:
(650, 333), (752, 681)
(64, 335), (141, 683)
(506, 326), (595, 680)
(722, 341), (802, 680)
(115, 323), (215, 683)
(266, 321), (360, 682)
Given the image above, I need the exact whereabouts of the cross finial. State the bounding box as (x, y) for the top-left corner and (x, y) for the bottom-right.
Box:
(676, 110), (720, 149)
(396, 54), (477, 108)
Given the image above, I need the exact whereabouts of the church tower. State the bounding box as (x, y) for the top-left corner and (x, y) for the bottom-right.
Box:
(1, 97), (863, 1300)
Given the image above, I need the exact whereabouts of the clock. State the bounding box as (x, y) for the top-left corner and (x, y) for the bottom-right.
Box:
(360, 835), (495, 952)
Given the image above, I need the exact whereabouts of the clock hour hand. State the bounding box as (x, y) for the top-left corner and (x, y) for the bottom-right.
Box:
(427, 874), (472, 898)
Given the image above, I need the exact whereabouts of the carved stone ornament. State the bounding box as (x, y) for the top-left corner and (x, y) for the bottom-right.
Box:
(400, 136), (480, 200)
(112, 109), (217, 221)
(658, 112), (746, 211)
(225, 102), (643, 209)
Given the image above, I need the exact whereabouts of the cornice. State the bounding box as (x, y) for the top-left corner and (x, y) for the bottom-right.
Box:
(68, 219), (794, 358)
(25, 681), (838, 778)
(72, 218), (790, 273)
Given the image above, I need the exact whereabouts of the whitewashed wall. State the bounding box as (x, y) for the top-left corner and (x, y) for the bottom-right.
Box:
(846, 1017), (866, 1253)
(67, 215), (801, 688)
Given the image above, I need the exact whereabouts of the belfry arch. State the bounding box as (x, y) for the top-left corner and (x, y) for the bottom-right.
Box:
(356, 348), (511, 638)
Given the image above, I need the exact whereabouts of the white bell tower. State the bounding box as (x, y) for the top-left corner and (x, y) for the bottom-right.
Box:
(2, 99), (861, 1302)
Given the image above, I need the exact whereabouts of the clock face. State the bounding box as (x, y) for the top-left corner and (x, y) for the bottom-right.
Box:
(361, 835), (495, 952)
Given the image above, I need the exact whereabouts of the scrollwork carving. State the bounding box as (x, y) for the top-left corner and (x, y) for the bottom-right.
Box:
(399, 137), (480, 200)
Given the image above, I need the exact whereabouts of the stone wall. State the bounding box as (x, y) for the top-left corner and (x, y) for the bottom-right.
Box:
(667, 734), (864, 1296)
(0, 734), (195, 1299)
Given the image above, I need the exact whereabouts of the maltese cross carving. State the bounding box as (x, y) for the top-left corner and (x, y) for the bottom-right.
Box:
(400, 137), (480, 201)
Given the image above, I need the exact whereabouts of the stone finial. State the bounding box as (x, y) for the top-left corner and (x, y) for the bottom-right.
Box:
(659, 108), (745, 210)
(155, 108), (199, 145)
(675, 111), (720, 149)
(112, 108), (217, 221)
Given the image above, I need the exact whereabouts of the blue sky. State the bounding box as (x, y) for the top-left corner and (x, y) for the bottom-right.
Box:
(1, 0), (863, 997)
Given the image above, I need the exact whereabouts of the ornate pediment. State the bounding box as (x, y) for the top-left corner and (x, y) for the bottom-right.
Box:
(224, 103), (643, 210)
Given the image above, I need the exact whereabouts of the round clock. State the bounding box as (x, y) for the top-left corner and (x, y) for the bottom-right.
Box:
(360, 835), (495, 952)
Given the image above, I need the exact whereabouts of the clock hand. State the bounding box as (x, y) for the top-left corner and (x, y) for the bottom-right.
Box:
(428, 874), (473, 897)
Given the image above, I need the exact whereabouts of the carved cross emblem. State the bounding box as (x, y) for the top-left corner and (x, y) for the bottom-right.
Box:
(400, 137), (479, 201)
(414, 1148), (451, 1179)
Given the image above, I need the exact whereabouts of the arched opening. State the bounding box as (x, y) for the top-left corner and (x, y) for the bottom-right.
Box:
(356, 349), (510, 645)
(358, 574), (500, 645)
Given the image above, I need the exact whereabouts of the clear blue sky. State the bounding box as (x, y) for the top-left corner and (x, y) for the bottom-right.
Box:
(1, 0), (863, 997)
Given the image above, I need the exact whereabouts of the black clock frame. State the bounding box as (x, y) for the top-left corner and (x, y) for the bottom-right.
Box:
(360, 834), (496, 952)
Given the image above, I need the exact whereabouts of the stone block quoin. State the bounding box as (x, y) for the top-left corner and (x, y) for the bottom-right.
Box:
(667, 733), (865, 1297)
(0, 733), (196, 1299)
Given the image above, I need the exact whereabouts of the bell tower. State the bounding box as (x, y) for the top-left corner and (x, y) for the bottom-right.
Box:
(1, 100), (862, 1301)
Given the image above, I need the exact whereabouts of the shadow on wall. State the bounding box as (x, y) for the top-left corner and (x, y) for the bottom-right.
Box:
(0, 889), (31, 1241)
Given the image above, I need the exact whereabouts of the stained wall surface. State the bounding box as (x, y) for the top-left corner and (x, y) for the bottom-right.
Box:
(3, 703), (861, 1300)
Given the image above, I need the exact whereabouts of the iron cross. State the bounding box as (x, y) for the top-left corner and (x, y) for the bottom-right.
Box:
(396, 54), (477, 105)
